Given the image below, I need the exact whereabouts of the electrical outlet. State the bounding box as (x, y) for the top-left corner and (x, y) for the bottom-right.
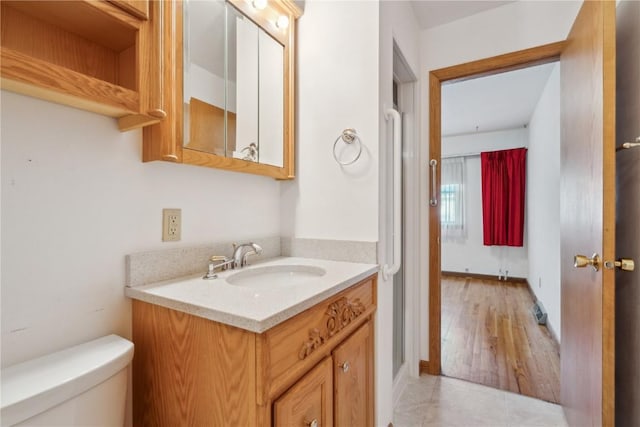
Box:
(162, 209), (181, 241)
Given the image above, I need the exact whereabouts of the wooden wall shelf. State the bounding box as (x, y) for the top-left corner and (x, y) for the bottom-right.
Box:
(1, 48), (140, 117)
(0, 0), (162, 131)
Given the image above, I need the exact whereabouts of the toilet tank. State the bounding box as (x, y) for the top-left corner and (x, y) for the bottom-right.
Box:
(1, 335), (134, 426)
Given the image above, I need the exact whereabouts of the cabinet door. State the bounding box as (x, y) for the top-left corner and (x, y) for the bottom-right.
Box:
(332, 321), (374, 427)
(274, 357), (333, 427)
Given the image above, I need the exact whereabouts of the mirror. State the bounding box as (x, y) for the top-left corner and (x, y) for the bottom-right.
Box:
(183, 0), (292, 175)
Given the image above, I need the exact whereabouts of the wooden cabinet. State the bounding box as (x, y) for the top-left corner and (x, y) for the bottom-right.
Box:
(0, 0), (164, 131)
(274, 357), (334, 427)
(142, 0), (302, 179)
(333, 321), (374, 427)
(132, 274), (377, 426)
(273, 320), (374, 427)
(110, 1), (149, 20)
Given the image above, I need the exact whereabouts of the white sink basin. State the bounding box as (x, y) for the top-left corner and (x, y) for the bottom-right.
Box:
(225, 265), (327, 289)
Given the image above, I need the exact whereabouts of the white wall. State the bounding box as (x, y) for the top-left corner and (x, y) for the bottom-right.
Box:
(419, 0), (582, 360)
(441, 128), (529, 278)
(442, 128), (528, 157)
(280, 1), (379, 242)
(527, 63), (561, 340)
(1, 91), (281, 367)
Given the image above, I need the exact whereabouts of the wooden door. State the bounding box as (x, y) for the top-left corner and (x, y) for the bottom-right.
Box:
(273, 357), (333, 427)
(332, 321), (374, 427)
(560, 1), (616, 426)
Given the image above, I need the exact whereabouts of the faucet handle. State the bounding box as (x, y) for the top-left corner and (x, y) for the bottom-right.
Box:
(205, 255), (232, 278)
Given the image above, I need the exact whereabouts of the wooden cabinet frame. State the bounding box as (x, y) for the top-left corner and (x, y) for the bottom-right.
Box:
(142, 0), (302, 179)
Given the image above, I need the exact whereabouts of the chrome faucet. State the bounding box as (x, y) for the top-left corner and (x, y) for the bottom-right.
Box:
(232, 242), (262, 268)
(203, 243), (263, 280)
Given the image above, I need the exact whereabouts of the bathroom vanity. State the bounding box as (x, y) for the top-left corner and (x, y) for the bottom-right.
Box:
(127, 258), (377, 426)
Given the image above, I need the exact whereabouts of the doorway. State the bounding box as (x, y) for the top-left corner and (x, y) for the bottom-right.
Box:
(425, 41), (565, 377)
(438, 62), (562, 402)
(425, 2), (617, 425)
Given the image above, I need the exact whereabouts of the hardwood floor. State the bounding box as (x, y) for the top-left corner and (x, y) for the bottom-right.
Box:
(441, 275), (560, 403)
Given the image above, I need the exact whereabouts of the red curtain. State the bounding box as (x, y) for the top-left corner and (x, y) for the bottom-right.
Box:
(481, 148), (527, 247)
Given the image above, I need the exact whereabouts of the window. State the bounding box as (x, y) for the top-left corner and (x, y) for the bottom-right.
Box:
(441, 184), (461, 225)
(441, 157), (466, 241)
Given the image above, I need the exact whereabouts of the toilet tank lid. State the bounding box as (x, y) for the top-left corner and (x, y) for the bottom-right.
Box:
(1, 334), (134, 426)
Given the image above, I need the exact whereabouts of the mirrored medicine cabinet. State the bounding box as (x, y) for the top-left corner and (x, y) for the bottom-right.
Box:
(142, 0), (302, 179)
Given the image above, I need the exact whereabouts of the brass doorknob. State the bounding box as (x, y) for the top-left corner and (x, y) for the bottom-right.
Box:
(341, 361), (350, 373)
(574, 253), (601, 271)
(308, 419), (318, 427)
(604, 258), (635, 271)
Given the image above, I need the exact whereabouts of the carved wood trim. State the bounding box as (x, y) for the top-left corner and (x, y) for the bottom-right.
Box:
(298, 297), (366, 360)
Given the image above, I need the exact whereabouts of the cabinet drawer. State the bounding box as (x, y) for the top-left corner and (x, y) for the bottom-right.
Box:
(262, 276), (376, 400)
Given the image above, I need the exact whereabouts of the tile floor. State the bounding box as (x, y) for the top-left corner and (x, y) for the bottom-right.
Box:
(393, 375), (567, 427)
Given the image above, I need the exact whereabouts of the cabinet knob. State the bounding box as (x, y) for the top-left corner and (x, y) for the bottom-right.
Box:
(341, 361), (350, 373)
(308, 419), (318, 427)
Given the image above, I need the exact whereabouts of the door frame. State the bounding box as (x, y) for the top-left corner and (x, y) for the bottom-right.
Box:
(425, 41), (566, 376)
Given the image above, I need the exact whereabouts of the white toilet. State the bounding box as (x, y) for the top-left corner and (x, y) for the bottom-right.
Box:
(1, 334), (134, 426)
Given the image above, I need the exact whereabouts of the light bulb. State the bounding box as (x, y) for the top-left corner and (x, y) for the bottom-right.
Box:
(252, 0), (267, 10)
(276, 15), (289, 29)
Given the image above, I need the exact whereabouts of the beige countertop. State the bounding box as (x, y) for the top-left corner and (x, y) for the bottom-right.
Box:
(125, 257), (378, 333)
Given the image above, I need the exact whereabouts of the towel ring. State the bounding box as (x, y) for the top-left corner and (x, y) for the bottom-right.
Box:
(333, 128), (362, 165)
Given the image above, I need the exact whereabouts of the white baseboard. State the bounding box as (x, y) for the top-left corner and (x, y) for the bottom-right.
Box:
(546, 319), (561, 346)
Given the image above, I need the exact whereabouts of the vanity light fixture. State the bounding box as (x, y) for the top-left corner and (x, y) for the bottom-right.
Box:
(252, 0), (267, 10)
(275, 15), (289, 29)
